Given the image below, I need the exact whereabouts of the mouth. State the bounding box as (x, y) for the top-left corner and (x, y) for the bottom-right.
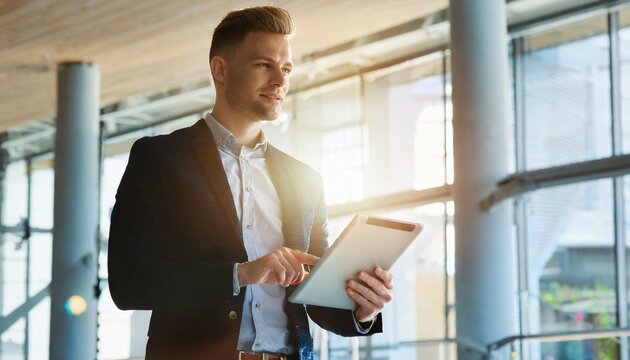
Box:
(260, 94), (283, 102)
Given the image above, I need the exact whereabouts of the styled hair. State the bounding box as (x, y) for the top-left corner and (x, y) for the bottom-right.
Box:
(209, 6), (294, 61)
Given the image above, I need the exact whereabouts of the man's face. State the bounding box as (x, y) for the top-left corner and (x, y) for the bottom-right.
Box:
(222, 31), (292, 122)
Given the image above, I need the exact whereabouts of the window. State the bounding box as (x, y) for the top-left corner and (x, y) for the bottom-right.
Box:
(523, 179), (616, 358)
(322, 123), (368, 204)
(294, 79), (364, 205)
(98, 143), (140, 359)
(619, 6), (630, 154)
(362, 52), (451, 198)
(1, 161), (27, 359)
(27, 159), (54, 360)
(522, 15), (611, 170)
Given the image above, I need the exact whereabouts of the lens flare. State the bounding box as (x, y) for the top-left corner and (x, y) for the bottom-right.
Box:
(64, 295), (87, 316)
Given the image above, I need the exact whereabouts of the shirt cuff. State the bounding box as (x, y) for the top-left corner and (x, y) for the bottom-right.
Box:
(232, 263), (241, 296)
(351, 311), (375, 334)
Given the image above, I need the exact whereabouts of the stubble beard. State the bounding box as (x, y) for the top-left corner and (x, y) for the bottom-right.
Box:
(253, 99), (282, 121)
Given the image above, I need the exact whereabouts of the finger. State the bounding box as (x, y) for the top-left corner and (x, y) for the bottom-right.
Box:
(347, 279), (385, 309)
(358, 271), (392, 301)
(276, 255), (296, 287)
(267, 255), (288, 285)
(346, 287), (376, 319)
(281, 248), (305, 276)
(270, 265), (286, 285)
(291, 250), (319, 266)
(375, 267), (394, 289)
(291, 269), (307, 285)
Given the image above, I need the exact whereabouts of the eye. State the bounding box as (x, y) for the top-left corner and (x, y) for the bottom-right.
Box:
(257, 63), (271, 69)
(282, 68), (292, 75)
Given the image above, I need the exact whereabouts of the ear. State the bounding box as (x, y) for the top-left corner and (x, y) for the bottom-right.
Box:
(210, 56), (228, 85)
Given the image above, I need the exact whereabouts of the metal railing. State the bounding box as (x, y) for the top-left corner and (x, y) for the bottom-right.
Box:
(487, 328), (630, 359)
(322, 328), (630, 360)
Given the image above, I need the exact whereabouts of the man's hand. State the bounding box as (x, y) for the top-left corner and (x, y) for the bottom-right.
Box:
(237, 247), (319, 287)
(346, 267), (394, 323)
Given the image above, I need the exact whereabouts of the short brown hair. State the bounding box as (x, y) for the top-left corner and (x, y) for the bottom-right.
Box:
(209, 6), (294, 61)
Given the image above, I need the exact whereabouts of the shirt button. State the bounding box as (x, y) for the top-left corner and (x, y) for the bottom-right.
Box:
(228, 310), (238, 320)
(254, 343), (261, 348)
(246, 225), (251, 230)
(255, 303), (260, 309)
(245, 186), (250, 192)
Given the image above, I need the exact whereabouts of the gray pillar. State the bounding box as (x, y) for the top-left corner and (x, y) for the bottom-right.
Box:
(50, 62), (99, 360)
(450, 1), (516, 359)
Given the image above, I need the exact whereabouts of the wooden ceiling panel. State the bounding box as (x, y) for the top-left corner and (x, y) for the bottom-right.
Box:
(0, 0), (446, 131)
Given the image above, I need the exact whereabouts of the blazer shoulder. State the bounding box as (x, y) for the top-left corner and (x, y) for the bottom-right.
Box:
(129, 121), (199, 154)
(268, 145), (322, 181)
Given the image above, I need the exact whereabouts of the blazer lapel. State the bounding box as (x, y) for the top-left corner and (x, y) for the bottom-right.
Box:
(188, 120), (243, 244)
(265, 145), (307, 251)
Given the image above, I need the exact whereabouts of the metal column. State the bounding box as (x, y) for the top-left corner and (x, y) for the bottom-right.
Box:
(50, 62), (99, 360)
(449, 1), (517, 359)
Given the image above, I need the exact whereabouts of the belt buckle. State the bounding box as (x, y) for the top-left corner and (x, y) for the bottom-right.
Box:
(237, 351), (284, 360)
(237, 351), (265, 360)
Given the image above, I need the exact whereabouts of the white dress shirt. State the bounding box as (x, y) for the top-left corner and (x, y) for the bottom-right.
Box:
(204, 112), (374, 354)
(204, 113), (294, 354)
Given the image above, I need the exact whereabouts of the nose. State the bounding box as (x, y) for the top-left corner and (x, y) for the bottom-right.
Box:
(270, 67), (288, 88)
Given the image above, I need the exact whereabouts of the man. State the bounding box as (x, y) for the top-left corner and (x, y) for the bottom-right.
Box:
(108, 6), (394, 360)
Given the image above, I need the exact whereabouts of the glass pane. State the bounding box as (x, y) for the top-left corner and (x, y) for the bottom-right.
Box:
(1, 318), (25, 359)
(524, 179), (616, 358)
(2, 161), (27, 227)
(619, 6), (630, 153)
(288, 79), (364, 204)
(99, 149), (140, 359)
(97, 286), (132, 359)
(29, 163), (53, 297)
(1, 162), (28, 316)
(619, 7), (630, 340)
(326, 340), (456, 360)
(362, 52), (448, 198)
(1, 160), (27, 318)
(1, 235), (26, 317)
(363, 341), (456, 360)
(445, 52), (455, 184)
(522, 15), (611, 170)
(322, 123), (368, 204)
(530, 338), (619, 360)
(28, 296), (50, 360)
(624, 175), (630, 330)
(619, 5), (630, 336)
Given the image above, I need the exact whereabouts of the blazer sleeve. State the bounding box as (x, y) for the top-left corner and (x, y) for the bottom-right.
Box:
(304, 176), (383, 337)
(107, 138), (235, 311)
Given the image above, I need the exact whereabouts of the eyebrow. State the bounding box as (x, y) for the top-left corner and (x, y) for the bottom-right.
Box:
(253, 56), (293, 68)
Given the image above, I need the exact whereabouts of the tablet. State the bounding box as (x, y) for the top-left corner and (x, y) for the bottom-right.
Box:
(288, 214), (422, 310)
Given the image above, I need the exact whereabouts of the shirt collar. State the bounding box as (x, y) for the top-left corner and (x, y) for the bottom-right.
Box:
(203, 112), (268, 156)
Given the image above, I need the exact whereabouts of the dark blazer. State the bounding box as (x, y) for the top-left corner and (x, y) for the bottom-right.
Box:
(108, 119), (382, 360)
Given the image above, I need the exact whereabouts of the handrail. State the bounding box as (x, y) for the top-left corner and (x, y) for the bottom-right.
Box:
(326, 329), (630, 359)
(328, 337), (487, 358)
(480, 154), (630, 211)
(487, 327), (630, 354)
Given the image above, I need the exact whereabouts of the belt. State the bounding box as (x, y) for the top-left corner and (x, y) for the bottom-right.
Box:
(238, 351), (288, 360)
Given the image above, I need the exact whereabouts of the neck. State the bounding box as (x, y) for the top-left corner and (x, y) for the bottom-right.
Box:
(211, 105), (262, 148)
